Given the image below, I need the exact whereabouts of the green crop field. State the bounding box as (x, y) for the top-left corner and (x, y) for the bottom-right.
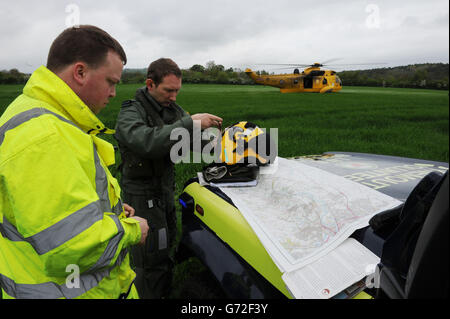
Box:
(1, 83), (449, 298)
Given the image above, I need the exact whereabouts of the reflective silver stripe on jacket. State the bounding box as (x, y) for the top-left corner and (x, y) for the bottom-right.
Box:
(0, 107), (81, 146)
(0, 248), (128, 299)
(84, 214), (125, 274)
(0, 108), (128, 298)
(0, 200), (104, 255)
(94, 144), (112, 213)
(113, 199), (124, 215)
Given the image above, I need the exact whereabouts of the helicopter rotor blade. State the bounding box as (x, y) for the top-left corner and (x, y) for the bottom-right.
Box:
(254, 63), (311, 67)
(264, 67), (304, 72)
(255, 61), (387, 67)
(325, 62), (387, 66)
(321, 58), (342, 65)
(251, 61), (388, 72)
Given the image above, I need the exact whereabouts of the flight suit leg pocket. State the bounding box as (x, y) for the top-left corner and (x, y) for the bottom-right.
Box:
(145, 199), (169, 257)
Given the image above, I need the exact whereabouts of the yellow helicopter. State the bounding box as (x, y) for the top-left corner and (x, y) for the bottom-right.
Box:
(245, 62), (342, 93)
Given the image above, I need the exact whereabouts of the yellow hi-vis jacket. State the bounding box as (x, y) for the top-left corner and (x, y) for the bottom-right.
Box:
(0, 66), (141, 299)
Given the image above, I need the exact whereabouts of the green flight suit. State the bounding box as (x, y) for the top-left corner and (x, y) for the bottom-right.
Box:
(114, 86), (193, 298)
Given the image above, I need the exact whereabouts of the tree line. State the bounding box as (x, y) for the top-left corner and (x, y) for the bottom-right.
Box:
(0, 69), (29, 84)
(338, 63), (449, 90)
(2, 62), (448, 90)
(121, 61), (255, 85)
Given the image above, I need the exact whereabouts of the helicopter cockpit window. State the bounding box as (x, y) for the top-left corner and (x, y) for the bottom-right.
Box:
(322, 78), (328, 85)
(309, 70), (325, 76)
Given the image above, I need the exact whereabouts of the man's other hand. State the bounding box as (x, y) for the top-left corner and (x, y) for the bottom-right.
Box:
(123, 203), (135, 217)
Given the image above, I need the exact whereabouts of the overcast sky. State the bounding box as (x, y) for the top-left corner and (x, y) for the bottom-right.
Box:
(0, 0), (448, 73)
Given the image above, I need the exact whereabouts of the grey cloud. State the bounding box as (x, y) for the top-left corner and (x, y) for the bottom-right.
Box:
(0, 0), (448, 73)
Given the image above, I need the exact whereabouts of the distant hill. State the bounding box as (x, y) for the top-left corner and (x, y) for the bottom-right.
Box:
(338, 63), (449, 90)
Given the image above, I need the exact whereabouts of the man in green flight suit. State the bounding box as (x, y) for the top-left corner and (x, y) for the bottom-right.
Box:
(114, 58), (222, 298)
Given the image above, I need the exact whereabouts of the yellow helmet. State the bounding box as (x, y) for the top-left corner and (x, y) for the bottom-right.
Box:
(219, 121), (277, 165)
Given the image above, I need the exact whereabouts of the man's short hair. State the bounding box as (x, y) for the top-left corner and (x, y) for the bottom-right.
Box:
(147, 58), (182, 86)
(47, 25), (127, 73)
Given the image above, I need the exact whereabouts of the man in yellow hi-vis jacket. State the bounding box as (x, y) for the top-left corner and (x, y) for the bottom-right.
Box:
(0, 25), (149, 299)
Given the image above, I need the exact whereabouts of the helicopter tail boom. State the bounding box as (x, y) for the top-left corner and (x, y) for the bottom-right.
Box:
(245, 68), (265, 85)
(245, 68), (287, 88)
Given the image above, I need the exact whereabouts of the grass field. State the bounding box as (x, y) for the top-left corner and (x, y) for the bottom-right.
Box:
(1, 83), (448, 298)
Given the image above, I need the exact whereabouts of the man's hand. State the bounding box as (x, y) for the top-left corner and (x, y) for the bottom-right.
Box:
(191, 113), (223, 130)
(130, 216), (149, 245)
(123, 203), (135, 217)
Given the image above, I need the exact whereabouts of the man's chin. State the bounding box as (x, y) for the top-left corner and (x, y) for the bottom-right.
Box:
(90, 104), (107, 115)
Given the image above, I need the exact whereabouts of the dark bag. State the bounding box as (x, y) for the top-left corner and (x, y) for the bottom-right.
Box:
(202, 162), (259, 184)
(379, 170), (448, 278)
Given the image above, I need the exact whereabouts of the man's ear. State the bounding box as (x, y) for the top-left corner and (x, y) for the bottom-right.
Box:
(146, 78), (154, 90)
(72, 62), (88, 86)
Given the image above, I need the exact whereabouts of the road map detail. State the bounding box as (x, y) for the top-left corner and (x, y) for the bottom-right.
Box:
(219, 157), (402, 272)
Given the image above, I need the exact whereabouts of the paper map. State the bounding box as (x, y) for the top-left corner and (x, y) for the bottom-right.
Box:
(219, 157), (402, 273)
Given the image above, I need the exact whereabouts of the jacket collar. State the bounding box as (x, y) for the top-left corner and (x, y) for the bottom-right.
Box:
(23, 66), (114, 135)
(135, 86), (163, 113)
